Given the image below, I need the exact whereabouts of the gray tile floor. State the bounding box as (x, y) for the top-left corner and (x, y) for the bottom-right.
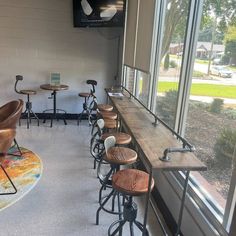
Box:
(0, 120), (169, 236)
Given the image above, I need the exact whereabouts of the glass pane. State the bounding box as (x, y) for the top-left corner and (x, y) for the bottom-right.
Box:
(155, 0), (190, 129)
(136, 71), (150, 107)
(184, 9), (236, 218)
(124, 66), (135, 94)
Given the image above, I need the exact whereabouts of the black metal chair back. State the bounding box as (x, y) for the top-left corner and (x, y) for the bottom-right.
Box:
(15, 75), (23, 94)
(86, 80), (97, 95)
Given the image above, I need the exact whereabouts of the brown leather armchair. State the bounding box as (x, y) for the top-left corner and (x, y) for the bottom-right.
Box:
(0, 100), (23, 155)
(0, 128), (17, 195)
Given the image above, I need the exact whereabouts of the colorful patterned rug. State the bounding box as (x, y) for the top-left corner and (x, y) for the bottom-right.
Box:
(0, 147), (42, 211)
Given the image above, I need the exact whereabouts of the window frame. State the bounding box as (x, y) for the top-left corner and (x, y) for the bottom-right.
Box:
(121, 0), (236, 234)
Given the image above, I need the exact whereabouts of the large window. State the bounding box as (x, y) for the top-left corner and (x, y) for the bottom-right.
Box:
(124, 65), (135, 94)
(155, 0), (190, 129)
(122, 0), (236, 233)
(183, 5), (236, 230)
(136, 70), (150, 107)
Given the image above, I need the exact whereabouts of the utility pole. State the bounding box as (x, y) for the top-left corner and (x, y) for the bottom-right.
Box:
(207, 16), (217, 75)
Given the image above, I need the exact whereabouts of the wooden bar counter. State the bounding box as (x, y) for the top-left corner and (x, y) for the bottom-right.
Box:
(105, 88), (207, 236)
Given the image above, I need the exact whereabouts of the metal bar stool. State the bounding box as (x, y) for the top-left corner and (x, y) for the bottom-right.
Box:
(101, 132), (132, 146)
(97, 104), (113, 112)
(96, 136), (137, 225)
(78, 80), (97, 126)
(77, 92), (90, 125)
(104, 118), (117, 131)
(15, 75), (39, 129)
(90, 119), (130, 169)
(97, 110), (118, 120)
(90, 119), (106, 169)
(91, 102), (116, 135)
(108, 169), (155, 236)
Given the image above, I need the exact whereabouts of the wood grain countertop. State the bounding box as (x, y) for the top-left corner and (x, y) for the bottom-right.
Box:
(106, 89), (207, 172)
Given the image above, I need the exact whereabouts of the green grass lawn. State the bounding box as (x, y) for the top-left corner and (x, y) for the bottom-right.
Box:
(158, 82), (236, 99)
(170, 54), (209, 64)
(229, 66), (236, 72)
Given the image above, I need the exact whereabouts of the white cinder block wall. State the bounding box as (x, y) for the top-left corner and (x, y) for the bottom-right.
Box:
(0, 0), (122, 113)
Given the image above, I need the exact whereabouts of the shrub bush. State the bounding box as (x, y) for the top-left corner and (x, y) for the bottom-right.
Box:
(164, 53), (170, 70)
(192, 71), (204, 78)
(214, 128), (236, 165)
(156, 89), (178, 128)
(209, 98), (224, 113)
(169, 60), (177, 68)
(220, 55), (230, 65)
(223, 109), (236, 120)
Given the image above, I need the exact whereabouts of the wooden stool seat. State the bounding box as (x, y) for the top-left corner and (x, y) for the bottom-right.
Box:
(105, 146), (137, 165)
(20, 89), (37, 95)
(112, 169), (154, 196)
(79, 92), (90, 98)
(104, 119), (117, 129)
(98, 111), (117, 120)
(97, 104), (113, 112)
(101, 132), (131, 145)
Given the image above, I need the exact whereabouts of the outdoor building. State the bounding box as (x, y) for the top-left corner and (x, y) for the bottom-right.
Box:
(170, 42), (225, 59)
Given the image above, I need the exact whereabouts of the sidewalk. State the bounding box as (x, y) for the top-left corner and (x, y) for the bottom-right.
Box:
(190, 95), (236, 104)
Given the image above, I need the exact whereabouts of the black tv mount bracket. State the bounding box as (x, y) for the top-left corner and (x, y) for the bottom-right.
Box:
(159, 143), (196, 162)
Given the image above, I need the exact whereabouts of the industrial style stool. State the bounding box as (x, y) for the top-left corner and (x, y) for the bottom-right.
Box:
(90, 104), (115, 135)
(97, 110), (117, 120)
(90, 119), (106, 169)
(104, 118), (117, 130)
(108, 169), (154, 236)
(97, 104), (113, 112)
(90, 119), (132, 170)
(77, 80), (97, 125)
(101, 132), (131, 146)
(96, 136), (137, 225)
(15, 75), (39, 129)
(77, 92), (90, 125)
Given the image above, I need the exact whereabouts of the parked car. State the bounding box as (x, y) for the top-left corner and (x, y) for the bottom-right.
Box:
(212, 58), (221, 65)
(210, 66), (233, 78)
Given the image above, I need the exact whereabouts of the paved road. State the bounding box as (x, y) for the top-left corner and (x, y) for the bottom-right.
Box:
(160, 61), (236, 85)
(159, 61), (236, 104)
(161, 58), (236, 104)
(159, 75), (236, 85)
(194, 62), (236, 81)
(170, 57), (236, 83)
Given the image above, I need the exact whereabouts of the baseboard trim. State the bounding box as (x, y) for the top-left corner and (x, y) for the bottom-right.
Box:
(21, 113), (94, 120)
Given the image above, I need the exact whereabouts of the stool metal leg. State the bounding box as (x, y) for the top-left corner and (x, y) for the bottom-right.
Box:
(130, 222), (134, 236)
(96, 189), (115, 225)
(108, 196), (150, 236)
(22, 94), (40, 129)
(30, 109), (40, 126)
(108, 220), (127, 236)
(78, 97), (89, 126)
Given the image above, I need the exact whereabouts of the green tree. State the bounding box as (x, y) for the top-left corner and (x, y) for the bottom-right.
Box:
(198, 15), (224, 44)
(224, 26), (236, 65)
(161, 0), (188, 59)
(161, 0), (236, 60)
(164, 53), (170, 70)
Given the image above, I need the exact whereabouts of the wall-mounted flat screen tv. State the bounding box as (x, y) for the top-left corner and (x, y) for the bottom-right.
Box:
(73, 0), (126, 27)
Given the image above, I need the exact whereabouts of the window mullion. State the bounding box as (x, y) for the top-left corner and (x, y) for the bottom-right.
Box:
(223, 155), (236, 231)
(150, 0), (167, 113)
(176, 0), (204, 136)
